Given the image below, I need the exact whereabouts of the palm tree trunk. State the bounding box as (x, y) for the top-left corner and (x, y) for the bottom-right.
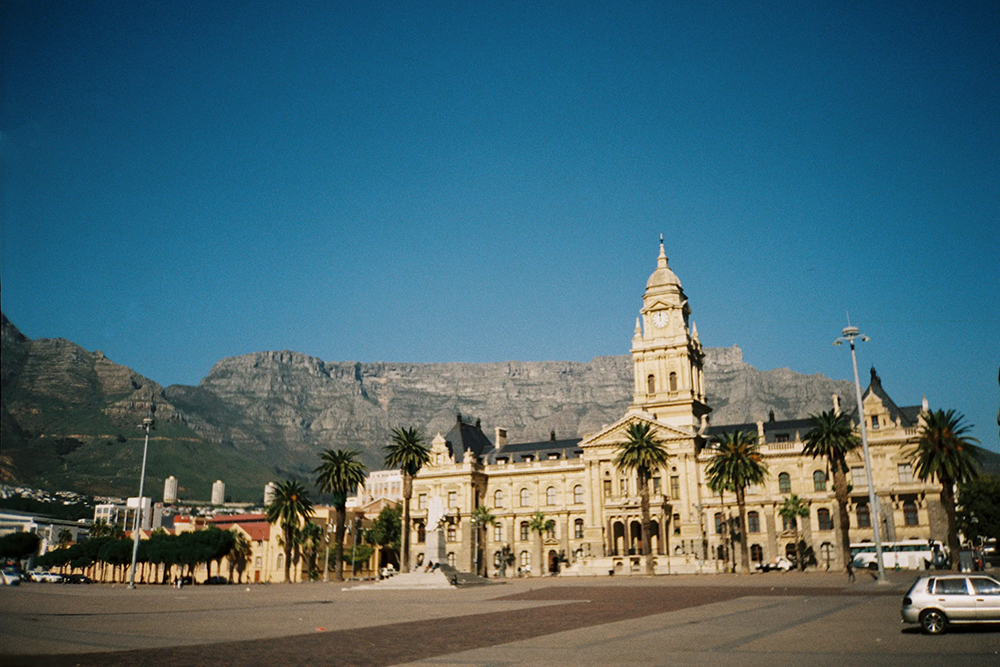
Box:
(535, 531), (543, 577)
(401, 473), (412, 573)
(735, 486), (750, 573)
(940, 477), (961, 571)
(794, 525), (802, 571)
(639, 468), (654, 575)
(832, 467), (852, 572)
(334, 504), (346, 582)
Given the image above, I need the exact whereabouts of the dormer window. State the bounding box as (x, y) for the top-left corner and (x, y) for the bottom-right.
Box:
(774, 433), (789, 443)
(522, 455), (534, 463)
(547, 453), (560, 460)
(871, 416), (880, 430)
(496, 457), (508, 465)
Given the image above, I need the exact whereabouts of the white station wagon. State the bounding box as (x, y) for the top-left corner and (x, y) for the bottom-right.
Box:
(901, 574), (1000, 634)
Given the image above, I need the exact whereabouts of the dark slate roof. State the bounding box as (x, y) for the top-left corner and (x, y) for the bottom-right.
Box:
(441, 416), (495, 462)
(486, 437), (583, 464)
(707, 418), (814, 444)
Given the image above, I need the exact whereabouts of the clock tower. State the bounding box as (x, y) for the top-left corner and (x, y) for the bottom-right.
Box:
(628, 237), (710, 432)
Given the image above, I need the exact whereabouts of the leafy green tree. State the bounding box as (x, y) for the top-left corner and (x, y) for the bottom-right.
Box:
(528, 511), (555, 577)
(266, 480), (315, 582)
(471, 505), (497, 577)
(778, 494), (810, 570)
(910, 409), (980, 570)
(364, 505), (402, 569)
(614, 422), (670, 575)
(801, 409), (860, 571)
(315, 448), (369, 581)
(957, 475), (1000, 549)
(705, 429), (768, 573)
(0, 531), (41, 566)
(383, 427), (429, 573)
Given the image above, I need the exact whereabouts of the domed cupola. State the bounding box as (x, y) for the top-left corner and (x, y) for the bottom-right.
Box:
(646, 238), (683, 293)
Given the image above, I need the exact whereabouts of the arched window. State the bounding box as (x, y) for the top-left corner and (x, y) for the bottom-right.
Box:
(782, 514), (796, 531)
(519, 488), (530, 507)
(546, 524), (556, 539)
(647, 374), (656, 394)
(494, 489), (504, 508)
(574, 485), (584, 504)
(669, 372), (678, 391)
(750, 544), (763, 563)
(546, 486), (557, 505)
(714, 512), (724, 534)
(493, 524), (503, 541)
(416, 521), (426, 543)
(903, 500), (919, 526)
(520, 522), (529, 541)
(574, 519), (584, 539)
(276, 552), (284, 571)
(747, 511), (760, 533)
(447, 552), (456, 567)
(519, 551), (530, 567)
(813, 470), (827, 491)
(817, 508), (833, 530)
(778, 473), (792, 494)
(856, 503), (871, 528)
(446, 523), (457, 542)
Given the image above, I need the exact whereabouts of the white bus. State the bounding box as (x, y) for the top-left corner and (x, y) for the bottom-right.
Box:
(851, 540), (946, 570)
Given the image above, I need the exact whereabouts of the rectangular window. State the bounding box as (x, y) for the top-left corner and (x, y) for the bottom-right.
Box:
(747, 512), (760, 533)
(418, 494), (427, 510)
(603, 480), (612, 498)
(774, 433), (789, 443)
(255, 556), (262, 568)
(851, 467), (867, 488)
(670, 476), (680, 500)
(651, 477), (661, 495)
(620, 478), (628, 496)
(494, 525), (503, 541)
(672, 513), (681, 535)
(448, 491), (457, 509)
(897, 463), (913, 484)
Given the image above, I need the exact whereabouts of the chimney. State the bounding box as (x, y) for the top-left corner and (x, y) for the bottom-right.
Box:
(495, 427), (507, 450)
(768, 410), (775, 422)
(475, 418), (482, 430)
(456, 412), (462, 424)
(832, 394), (842, 416)
(550, 429), (556, 441)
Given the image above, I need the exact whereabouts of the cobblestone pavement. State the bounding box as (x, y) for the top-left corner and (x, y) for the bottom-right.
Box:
(1, 572), (997, 666)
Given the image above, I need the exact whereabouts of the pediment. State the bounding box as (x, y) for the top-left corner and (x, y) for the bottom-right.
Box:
(580, 412), (693, 449)
(640, 299), (677, 314)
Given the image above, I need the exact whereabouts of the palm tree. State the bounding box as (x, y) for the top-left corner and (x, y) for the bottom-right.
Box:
(315, 448), (369, 581)
(266, 480), (315, 582)
(801, 409), (860, 572)
(471, 505), (497, 577)
(383, 427), (429, 573)
(614, 421), (670, 575)
(910, 409), (980, 570)
(778, 494), (810, 571)
(528, 511), (555, 577)
(57, 528), (74, 548)
(705, 429), (768, 573)
(227, 529), (252, 583)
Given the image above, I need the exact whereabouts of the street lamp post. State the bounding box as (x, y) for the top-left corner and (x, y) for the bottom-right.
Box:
(834, 325), (887, 584)
(128, 415), (154, 589)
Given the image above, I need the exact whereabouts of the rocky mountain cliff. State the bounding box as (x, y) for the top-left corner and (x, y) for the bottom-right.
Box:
(2, 310), (857, 497)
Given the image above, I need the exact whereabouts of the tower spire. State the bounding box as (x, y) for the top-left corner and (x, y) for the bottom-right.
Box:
(658, 234), (668, 268)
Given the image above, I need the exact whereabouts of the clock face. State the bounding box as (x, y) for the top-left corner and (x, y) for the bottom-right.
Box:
(651, 311), (669, 328)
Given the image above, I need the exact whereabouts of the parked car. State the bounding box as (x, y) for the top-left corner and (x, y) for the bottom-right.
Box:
(27, 570), (64, 583)
(901, 574), (1000, 634)
(755, 557), (793, 572)
(62, 574), (93, 584)
(1, 568), (22, 586)
(205, 576), (230, 585)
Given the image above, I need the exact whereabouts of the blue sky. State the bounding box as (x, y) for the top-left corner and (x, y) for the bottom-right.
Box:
(2, 1), (998, 452)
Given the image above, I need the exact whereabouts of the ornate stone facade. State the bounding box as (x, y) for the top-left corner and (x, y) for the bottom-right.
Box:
(408, 241), (943, 575)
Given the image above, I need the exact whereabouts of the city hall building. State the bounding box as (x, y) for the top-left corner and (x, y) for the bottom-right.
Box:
(408, 241), (943, 575)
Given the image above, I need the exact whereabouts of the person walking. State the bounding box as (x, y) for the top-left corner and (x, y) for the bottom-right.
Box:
(846, 561), (855, 583)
